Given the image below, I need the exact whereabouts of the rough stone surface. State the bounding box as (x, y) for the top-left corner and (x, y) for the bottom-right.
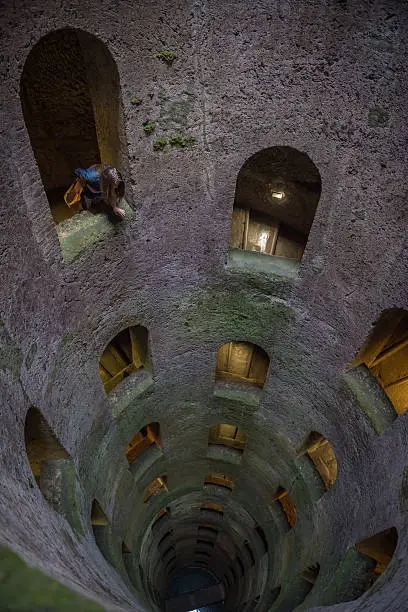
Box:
(0, 1), (408, 611)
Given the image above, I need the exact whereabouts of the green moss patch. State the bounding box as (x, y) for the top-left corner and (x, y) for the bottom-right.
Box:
(143, 121), (156, 135)
(169, 133), (196, 148)
(153, 137), (168, 151)
(0, 545), (104, 611)
(57, 200), (135, 264)
(154, 50), (178, 64)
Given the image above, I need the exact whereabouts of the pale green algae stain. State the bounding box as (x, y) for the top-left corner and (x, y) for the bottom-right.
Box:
(297, 549), (376, 609)
(177, 285), (296, 342)
(57, 200), (135, 263)
(0, 545), (104, 611)
(159, 87), (195, 130)
(0, 323), (22, 378)
(342, 365), (396, 435)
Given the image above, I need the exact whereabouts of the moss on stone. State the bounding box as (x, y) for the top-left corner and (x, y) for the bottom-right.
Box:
(312, 549), (377, 607)
(342, 365), (396, 434)
(153, 137), (168, 151)
(57, 201), (135, 264)
(168, 133), (196, 148)
(0, 545), (104, 610)
(0, 326), (22, 377)
(154, 50), (178, 64)
(130, 96), (142, 105)
(142, 121), (156, 134)
(159, 88), (195, 130)
(176, 286), (295, 343)
(368, 107), (390, 127)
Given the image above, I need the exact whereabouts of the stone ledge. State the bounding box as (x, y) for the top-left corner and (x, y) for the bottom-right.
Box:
(227, 248), (299, 280)
(129, 445), (164, 481)
(343, 365), (397, 435)
(109, 369), (154, 419)
(57, 200), (134, 263)
(207, 444), (243, 465)
(213, 380), (262, 407)
(40, 459), (84, 537)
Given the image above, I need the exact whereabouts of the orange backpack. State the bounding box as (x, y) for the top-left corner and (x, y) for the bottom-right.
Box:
(64, 178), (83, 207)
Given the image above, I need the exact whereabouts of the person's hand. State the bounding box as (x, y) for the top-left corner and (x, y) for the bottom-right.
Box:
(113, 207), (126, 217)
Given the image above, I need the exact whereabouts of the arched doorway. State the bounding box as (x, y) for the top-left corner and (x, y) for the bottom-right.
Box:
(231, 146), (321, 261)
(20, 29), (122, 224)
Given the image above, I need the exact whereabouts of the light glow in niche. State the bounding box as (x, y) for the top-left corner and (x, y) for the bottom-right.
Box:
(258, 230), (269, 252)
(271, 191), (285, 200)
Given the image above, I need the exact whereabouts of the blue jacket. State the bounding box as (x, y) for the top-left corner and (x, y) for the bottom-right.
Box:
(74, 167), (101, 191)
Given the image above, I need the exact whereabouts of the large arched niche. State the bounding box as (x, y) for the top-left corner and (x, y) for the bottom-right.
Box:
(20, 28), (124, 225)
(230, 146), (322, 261)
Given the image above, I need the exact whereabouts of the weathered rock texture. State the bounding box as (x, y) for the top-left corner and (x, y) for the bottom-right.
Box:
(0, 0), (407, 611)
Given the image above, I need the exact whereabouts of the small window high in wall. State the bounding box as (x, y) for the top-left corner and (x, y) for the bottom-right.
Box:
(91, 499), (108, 527)
(20, 29), (124, 225)
(231, 146), (321, 261)
(126, 423), (160, 465)
(298, 432), (338, 489)
(352, 309), (408, 415)
(216, 341), (269, 388)
(99, 325), (149, 394)
(200, 503), (224, 516)
(271, 487), (297, 528)
(356, 527), (398, 580)
(204, 473), (234, 491)
(25, 406), (70, 487)
(144, 475), (168, 503)
(209, 424), (247, 451)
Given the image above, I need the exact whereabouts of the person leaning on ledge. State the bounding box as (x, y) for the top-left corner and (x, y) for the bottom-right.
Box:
(74, 164), (126, 217)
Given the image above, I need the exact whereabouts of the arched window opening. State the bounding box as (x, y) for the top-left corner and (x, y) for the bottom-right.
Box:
(302, 563), (320, 584)
(144, 475), (168, 503)
(204, 473), (234, 491)
(272, 487), (297, 528)
(255, 525), (268, 553)
(356, 527), (398, 580)
(298, 432), (338, 489)
(24, 406), (70, 487)
(215, 341), (269, 388)
(91, 499), (108, 527)
(152, 507), (171, 531)
(158, 531), (174, 554)
(122, 541), (134, 583)
(20, 29), (123, 225)
(200, 503), (224, 516)
(99, 325), (149, 394)
(126, 422), (160, 465)
(196, 539), (214, 549)
(237, 557), (245, 577)
(198, 526), (219, 541)
(231, 146), (321, 261)
(162, 546), (176, 564)
(244, 542), (255, 567)
(270, 586), (281, 605)
(352, 309), (408, 415)
(208, 424), (247, 452)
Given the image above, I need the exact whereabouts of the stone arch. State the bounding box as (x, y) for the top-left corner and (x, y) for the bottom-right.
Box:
(144, 475), (168, 504)
(20, 28), (124, 224)
(208, 423), (247, 452)
(297, 431), (338, 489)
(230, 146), (321, 261)
(126, 422), (161, 466)
(25, 406), (70, 485)
(215, 341), (269, 388)
(355, 527), (398, 581)
(24, 406), (82, 532)
(99, 325), (150, 394)
(352, 308), (408, 416)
